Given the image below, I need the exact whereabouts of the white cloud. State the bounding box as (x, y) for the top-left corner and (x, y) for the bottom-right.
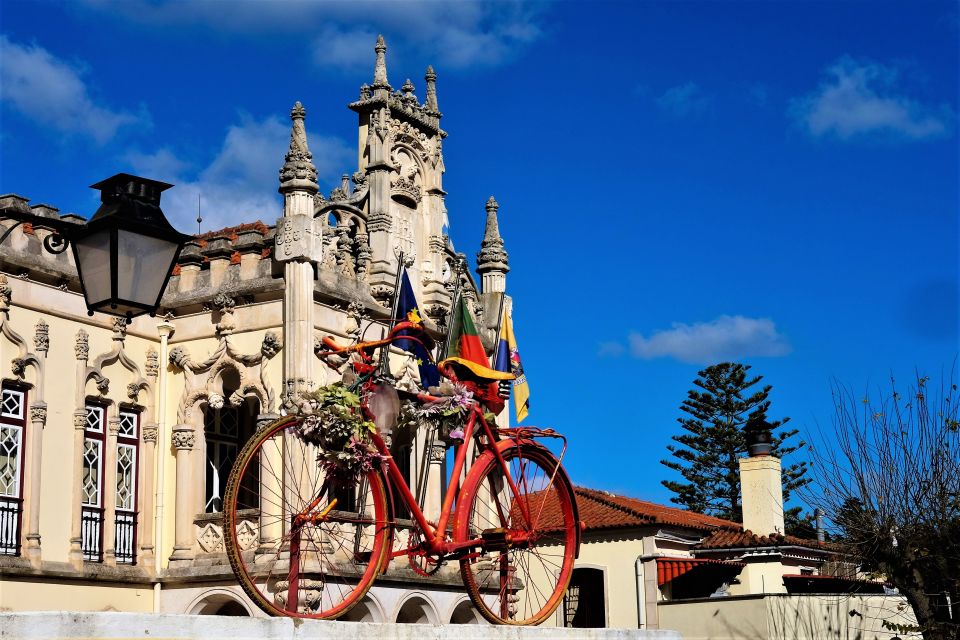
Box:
(0, 35), (143, 144)
(622, 315), (791, 364)
(657, 82), (711, 117)
(126, 115), (351, 232)
(791, 57), (954, 141)
(77, 1), (545, 71)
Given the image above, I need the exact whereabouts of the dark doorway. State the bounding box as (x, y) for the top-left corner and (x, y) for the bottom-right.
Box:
(564, 567), (606, 628)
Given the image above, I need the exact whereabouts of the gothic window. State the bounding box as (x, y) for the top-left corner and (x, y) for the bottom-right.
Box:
(81, 404), (106, 562)
(114, 409), (139, 565)
(204, 397), (257, 514)
(0, 387), (26, 556)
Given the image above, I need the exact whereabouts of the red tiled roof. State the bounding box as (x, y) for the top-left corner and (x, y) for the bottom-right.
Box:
(195, 220), (270, 241)
(574, 487), (740, 533)
(656, 557), (745, 585)
(696, 528), (836, 551)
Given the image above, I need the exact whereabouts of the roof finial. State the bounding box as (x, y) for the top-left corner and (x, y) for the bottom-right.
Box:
(373, 34), (390, 89)
(477, 196), (509, 275)
(278, 101), (318, 194)
(424, 65), (439, 113)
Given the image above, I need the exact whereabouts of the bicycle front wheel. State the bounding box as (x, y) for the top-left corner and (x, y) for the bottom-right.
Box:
(455, 441), (578, 625)
(223, 415), (390, 619)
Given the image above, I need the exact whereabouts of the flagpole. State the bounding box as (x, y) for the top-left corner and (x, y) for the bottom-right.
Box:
(440, 257), (465, 361)
(491, 292), (506, 366)
(379, 250), (405, 377)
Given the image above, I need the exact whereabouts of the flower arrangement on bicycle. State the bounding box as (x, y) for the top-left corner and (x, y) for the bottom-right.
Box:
(222, 266), (581, 626)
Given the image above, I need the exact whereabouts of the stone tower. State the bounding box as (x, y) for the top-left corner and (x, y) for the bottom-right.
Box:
(348, 35), (450, 314)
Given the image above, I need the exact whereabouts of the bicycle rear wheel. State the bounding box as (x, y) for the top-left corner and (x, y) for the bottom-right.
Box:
(223, 415), (390, 619)
(455, 441), (578, 625)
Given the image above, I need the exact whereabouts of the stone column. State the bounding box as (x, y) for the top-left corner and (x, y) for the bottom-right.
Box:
(424, 443), (446, 523)
(138, 423), (158, 571)
(68, 410), (87, 569)
(255, 413), (282, 554)
(169, 424), (196, 562)
(23, 403), (46, 567)
(102, 416), (120, 566)
(276, 101), (321, 409)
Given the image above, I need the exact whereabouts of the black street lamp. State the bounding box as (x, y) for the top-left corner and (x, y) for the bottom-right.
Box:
(0, 173), (190, 318)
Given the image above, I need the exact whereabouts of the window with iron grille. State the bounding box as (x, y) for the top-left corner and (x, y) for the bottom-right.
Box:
(81, 404), (106, 562)
(0, 387), (26, 556)
(115, 409), (139, 565)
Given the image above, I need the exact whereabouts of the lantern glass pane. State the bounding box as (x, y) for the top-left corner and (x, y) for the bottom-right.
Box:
(116, 230), (180, 307)
(74, 229), (112, 306)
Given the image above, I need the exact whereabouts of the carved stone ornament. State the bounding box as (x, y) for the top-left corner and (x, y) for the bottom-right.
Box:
(29, 404), (47, 423)
(279, 102), (319, 192)
(213, 293), (236, 335)
(261, 332), (282, 359)
(429, 444), (447, 464)
(0, 274), (10, 311)
(370, 284), (394, 307)
(142, 425), (159, 444)
(11, 357), (26, 378)
(75, 329), (89, 360)
(107, 417), (121, 435)
(33, 319), (49, 355)
(274, 215), (322, 263)
(168, 346), (190, 370)
(112, 317), (128, 341)
(145, 348), (159, 379)
(74, 411), (87, 430)
(391, 175), (422, 205)
(127, 382), (141, 401)
(171, 428), (196, 450)
(197, 522), (224, 553)
(208, 393), (225, 410)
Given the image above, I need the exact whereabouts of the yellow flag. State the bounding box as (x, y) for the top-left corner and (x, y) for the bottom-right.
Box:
(494, 311), (530, 423)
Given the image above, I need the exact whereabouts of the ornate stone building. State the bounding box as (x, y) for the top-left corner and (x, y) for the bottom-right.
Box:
(0, 37), (510, 623)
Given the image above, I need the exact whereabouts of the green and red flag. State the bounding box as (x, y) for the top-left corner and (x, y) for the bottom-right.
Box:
(447, 295), (488, 367)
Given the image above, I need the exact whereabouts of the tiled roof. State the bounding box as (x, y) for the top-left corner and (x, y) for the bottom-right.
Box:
(574, 487), (741, 533)
(696, 528), (836, 551)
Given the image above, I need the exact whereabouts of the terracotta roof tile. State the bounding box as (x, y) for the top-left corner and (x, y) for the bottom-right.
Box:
(573, 487), (741, 533)
(696, 528), (837, 551)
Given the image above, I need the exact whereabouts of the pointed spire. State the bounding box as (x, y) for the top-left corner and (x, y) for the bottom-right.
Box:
(373, 34), (390, 89)
(476, 196), (509, 275)
(424, 65), (439, 113)
(278, 101), (318, 194)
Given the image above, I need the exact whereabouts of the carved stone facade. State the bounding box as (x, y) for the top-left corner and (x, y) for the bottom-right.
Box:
(0, 35), (510, 623)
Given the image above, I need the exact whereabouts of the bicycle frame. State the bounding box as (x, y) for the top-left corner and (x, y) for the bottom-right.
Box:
(371, 402), (497, 562)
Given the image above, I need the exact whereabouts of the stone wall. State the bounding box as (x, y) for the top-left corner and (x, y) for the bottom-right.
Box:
(1, 612), (684, 639)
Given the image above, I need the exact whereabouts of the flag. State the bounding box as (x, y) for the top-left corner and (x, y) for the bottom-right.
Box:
(394, 269), (440, 388)
(446, 295), (489, 367)
(494, 309), (530, 423)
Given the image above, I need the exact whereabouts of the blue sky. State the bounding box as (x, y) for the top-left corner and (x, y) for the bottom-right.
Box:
(1, 1), (957, 511)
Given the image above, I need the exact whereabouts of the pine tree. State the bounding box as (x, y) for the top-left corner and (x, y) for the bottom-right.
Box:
(660, 362), (810, 531)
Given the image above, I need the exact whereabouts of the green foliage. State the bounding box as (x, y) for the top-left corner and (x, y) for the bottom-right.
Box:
(295, 383), (379, 477)
(661, 362), (810, 528)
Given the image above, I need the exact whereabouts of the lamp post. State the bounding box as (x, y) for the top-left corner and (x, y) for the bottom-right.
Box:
(0, 173), (190, 319)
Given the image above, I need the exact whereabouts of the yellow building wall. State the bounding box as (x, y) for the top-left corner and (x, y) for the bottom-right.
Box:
(0, 578), (154, 613)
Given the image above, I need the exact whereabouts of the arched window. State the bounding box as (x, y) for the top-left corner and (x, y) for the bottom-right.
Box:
(81, 403), (107, 562)
(203, 378), (258, 514)
(0, 385), (27, 556)
(114, 409), (140, 564)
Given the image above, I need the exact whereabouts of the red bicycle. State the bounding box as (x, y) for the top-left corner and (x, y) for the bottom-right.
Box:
(223, 322), (581, 625)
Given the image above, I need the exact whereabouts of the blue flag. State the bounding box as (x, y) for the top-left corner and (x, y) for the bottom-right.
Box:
(394, 269), (441, 388)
